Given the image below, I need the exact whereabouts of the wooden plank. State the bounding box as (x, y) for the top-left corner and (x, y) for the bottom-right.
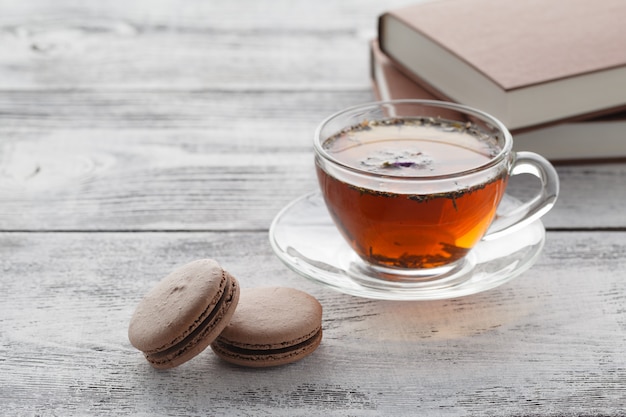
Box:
(1, 230), (624, 415)
(1, 93), (625, 231)
(0, 90), (364, 231)
(0, 0), (415, 89)
(0, 0), (406, 31)
(0, 30), (372, 89)
(0, 90), (371, 130)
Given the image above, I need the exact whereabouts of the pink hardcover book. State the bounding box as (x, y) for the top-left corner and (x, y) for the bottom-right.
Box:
(370, 40), (626, 163)
(378, 0), (626, 131)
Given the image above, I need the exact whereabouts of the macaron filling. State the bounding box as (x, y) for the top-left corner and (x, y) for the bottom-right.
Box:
(212, 328), (322, 359)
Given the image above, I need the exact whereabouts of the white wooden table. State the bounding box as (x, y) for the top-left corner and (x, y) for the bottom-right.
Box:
(1, 1), (625, 415)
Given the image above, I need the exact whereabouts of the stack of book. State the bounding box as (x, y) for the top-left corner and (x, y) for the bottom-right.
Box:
(372, 0), (626, 163)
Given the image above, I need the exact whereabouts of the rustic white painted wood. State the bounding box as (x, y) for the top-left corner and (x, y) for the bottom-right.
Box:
(0, 0), (405, 89)
(1, 232), (625, 416)
(0, 0), (625, 416)
(1, 121), (625, 230)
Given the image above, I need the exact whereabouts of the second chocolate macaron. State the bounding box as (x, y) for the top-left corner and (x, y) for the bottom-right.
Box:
(210, 287), (323, 367)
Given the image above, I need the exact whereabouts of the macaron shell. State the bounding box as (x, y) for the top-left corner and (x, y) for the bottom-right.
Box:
(210, 287), (323, 367)
(128, 259), (240, 369)
(147, 274), (239, 369)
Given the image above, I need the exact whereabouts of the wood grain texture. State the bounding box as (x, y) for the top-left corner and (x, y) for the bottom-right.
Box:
(0, 0), (410, 89)
(1, 0), (625, 231)
(1, 231), (625, 416)
(1, 115), (625, 230)
(1, 0), (625, 415)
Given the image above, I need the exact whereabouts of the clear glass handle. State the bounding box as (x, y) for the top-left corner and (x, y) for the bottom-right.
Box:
(484, 151), (559, 240)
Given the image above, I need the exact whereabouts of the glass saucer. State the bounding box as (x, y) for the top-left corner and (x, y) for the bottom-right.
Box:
(269, 192), (546, 301)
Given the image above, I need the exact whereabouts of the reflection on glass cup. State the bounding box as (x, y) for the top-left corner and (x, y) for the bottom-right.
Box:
(314, 100), (559, 278)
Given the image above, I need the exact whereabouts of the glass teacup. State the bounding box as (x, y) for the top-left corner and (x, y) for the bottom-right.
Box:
(314, 100), (559, 279)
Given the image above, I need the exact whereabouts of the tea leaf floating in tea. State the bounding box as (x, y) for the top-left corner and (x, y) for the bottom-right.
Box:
(361, 149), (434, 172)
(367, 242), (469, 269)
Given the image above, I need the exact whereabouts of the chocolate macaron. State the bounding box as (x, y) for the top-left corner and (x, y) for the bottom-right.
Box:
(128, 259), (240, 369)
(210, 287), (323, 367)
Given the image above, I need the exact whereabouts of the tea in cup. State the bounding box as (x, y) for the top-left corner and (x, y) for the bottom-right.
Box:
(314, 100), (559, 278)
